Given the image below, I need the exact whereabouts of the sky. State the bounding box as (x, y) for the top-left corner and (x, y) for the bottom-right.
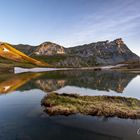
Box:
(0, 0), (140, 55)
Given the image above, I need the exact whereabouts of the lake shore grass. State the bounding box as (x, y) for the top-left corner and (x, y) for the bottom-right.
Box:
(41, 93), (140, 119)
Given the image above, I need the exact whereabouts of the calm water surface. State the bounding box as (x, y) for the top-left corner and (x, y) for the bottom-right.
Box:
(0, 70), (140, 140)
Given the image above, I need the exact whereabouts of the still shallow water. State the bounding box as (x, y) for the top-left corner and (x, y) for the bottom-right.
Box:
(0, 70), (140, 140)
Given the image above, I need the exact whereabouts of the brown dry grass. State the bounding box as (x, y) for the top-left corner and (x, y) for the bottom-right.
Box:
(42, 93), (140, 119)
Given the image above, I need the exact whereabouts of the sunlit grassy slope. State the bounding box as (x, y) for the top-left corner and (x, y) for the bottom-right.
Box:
(0, 42), (50, 67)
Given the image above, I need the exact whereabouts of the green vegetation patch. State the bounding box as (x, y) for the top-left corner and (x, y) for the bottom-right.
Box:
(32, 55), (67, 63)
(41, 93), (140, 119)
(0, 57), (37, 68)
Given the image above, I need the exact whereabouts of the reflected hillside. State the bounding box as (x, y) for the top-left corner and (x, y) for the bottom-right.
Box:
(0, 70), (137, 94)
(35, 70), (137, 93)
(36, 79), (66, 92)
(0, 72), (42, 94)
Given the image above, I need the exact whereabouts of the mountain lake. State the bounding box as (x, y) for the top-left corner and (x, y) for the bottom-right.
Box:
(0, 69), (140, 140)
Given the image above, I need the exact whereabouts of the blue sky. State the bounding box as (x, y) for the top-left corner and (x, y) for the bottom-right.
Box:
(0, 0), (140, 55)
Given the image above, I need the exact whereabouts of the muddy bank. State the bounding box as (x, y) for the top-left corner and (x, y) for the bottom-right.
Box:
(41, 93), (140, 119)
(0, 67), (14, 73)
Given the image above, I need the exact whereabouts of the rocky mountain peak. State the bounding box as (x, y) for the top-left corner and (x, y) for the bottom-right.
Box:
(113, 38), (124, 46)
(34, 42), (66, 55)
(41, 41), (57, 46)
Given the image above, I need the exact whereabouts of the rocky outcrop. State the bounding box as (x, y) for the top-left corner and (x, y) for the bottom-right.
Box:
(67, 38), (139, 65)
(33, 42), (66, 56)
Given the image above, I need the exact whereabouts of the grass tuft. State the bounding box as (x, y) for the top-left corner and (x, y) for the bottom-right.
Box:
(41, 93), (140, 119)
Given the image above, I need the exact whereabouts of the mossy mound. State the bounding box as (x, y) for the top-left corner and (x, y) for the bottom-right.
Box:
(41, 93), (140, 119)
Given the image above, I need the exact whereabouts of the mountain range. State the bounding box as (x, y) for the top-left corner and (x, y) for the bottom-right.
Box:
(0, 38), (139, 68)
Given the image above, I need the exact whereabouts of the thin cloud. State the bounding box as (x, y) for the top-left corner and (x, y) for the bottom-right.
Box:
(61, 0), (140, 52)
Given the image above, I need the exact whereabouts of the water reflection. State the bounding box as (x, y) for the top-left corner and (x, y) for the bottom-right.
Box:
(46, 115), (140, 140)
(0, 70), (139, 140)
(0, 70), (137, 94)
(35, 70), (137, 93)
(0, 72), (42, 93)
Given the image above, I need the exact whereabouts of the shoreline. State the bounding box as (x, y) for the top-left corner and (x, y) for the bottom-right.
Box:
(14, 64), (125, 74)
(0, 63), (139, 74)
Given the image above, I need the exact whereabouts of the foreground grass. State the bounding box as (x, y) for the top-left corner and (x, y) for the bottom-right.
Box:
(41, 93), (140, 119)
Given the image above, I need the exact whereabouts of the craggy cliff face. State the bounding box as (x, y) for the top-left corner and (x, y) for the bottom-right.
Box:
(12, 38), (139, 67)
(34, 38), (139, 66)
(33, 42), (66, 56)
(67, 38), (139, 65)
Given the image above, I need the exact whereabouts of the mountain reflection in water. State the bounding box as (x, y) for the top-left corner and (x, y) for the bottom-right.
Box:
(0, 70), (137, 95)
(0, 72), (42, 93)
(35, 70), (137, 93)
